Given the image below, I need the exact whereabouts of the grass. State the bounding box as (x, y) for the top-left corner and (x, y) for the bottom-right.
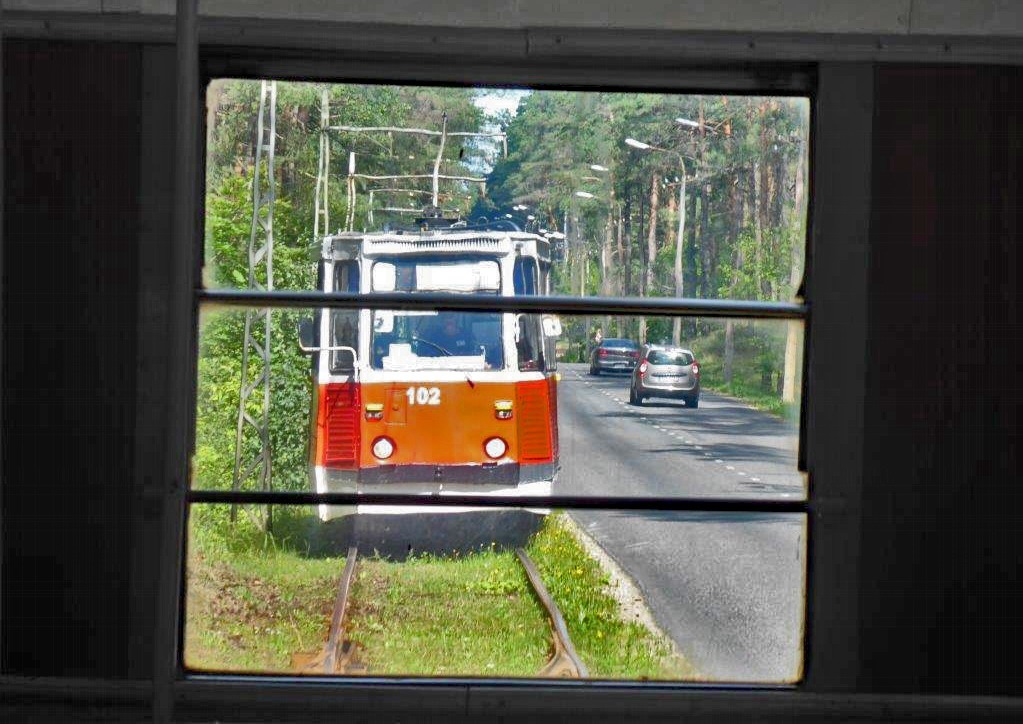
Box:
(684, 322), (801, 424)
(185, 512), (695, 680)
(345, 548), (550, 676)
(184, 544), (345, 673)
(526, 514), (696, 680)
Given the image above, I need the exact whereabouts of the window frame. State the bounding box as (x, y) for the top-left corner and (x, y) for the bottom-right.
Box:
(153, 1), (873, 718)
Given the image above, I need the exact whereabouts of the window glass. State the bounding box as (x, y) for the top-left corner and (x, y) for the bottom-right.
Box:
(648, 350), (694, 365)
(185, 504), (805, 683)
(517, 314), (544, 371)
(372, 310), (502, 370)
(331, 261), (360, 372)
(195, 77), (810, 687)
(194, 308), (803, 501)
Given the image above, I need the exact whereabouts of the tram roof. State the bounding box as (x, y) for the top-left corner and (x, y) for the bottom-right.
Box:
(322, 229), (555, 262)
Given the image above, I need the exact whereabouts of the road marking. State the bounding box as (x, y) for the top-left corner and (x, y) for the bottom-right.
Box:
(726, 465), (735, 471)
(624, 541), (651, 549)
(737, 471), (747, 476)
(685, 439), (694, 444)
(751, 477), (761, 482)
(715, 459), (724, 464)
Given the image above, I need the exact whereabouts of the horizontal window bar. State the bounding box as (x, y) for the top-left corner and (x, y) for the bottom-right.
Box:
(182, 672), (797, 691)
(197, 290), (807, 320)
(187, 490), (808, 513)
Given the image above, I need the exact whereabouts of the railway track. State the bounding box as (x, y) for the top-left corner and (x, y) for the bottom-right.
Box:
(297, 546), (588, 678)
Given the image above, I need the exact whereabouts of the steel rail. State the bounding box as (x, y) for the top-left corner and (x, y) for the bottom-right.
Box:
(516, 549), (589, 678)
(187, 490), (808, 513)
(323, 548), (359, 673)
(197, 290), (807, 320)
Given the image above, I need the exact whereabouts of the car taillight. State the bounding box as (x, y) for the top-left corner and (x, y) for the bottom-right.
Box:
(639, 361), (648, 377)
(691, 361), (700, 376)
(598, 348), (609, 357)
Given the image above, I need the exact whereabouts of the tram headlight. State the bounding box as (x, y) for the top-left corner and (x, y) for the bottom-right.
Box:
(372, 436), (396, 460)
(484, 437), (508, 460)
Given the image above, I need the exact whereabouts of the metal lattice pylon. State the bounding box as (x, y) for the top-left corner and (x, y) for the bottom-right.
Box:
(231, 80), (276, 525)
(313, 88), (330, 240)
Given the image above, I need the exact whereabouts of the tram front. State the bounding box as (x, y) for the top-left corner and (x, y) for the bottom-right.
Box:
(304, 231), (560, 520)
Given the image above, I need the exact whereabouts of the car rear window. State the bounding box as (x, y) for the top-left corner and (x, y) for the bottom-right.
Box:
(648, 350), (694, 365)
(603, 338), (637, 347)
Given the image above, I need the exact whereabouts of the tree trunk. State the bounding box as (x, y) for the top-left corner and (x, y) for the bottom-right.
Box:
(639, 172), (660, 345)
(723, 320), (735, 386)
(752, 160), (765, 299)
(623, 192), (634, 337)
(723, 168), (746, 385)
(671, 175), (686, 346)
(635, 187), (647, 340)
(615, 204), (626, 334)
(782, 137), (806, 403)
(601, 180), (616, 334)
(699, 182), (713, 299)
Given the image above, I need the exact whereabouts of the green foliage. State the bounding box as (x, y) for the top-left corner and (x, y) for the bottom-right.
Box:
(685, 321), (800, 423)
(187, 513), (694, 678)
(526, 514), (695, 679)
(198, 80), (492, 503)
(197, 172), (316, 498)
(481, 92), (808, 404)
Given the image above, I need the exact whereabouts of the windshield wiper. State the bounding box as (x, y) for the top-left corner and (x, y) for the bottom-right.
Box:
(412, 335), (454, 356)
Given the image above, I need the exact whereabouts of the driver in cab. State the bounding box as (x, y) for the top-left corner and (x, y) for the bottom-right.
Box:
(418, 315), (478, 357)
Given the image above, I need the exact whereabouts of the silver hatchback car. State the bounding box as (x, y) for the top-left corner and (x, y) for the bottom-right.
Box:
(629, 345), (701, 407)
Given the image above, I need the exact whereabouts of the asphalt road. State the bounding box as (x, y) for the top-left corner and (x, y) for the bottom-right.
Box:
(556, 363), (805, 683)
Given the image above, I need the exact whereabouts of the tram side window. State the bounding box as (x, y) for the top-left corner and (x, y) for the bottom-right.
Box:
(517, 313), (544, 372)
(513, 257), (538, 296)
(331, 261), (359, 372)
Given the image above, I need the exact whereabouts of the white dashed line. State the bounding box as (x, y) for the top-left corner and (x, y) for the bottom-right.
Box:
(726, 465), (735, 471)
(737, 471), (747, 476)
(751, 477), (761, 482)
(715, 459), (724, 464)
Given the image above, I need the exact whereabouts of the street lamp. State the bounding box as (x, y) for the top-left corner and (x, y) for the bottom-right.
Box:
(675, 117), (716, 134)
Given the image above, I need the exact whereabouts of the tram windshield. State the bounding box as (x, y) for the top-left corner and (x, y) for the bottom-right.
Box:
(369, 256), (504, 371)
(371, 310), (503, 371)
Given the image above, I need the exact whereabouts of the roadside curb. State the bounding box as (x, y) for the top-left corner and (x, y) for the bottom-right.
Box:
(559, 513), (698, 676)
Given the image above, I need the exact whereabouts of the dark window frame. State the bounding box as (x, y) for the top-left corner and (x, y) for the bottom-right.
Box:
(150, 2), (874, 719)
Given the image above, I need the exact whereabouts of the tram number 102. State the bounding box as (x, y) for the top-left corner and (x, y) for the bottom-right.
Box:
(405, 386), (441, 406)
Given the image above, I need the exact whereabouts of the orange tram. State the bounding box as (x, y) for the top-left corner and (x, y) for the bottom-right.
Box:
(300, 221), (562, 519)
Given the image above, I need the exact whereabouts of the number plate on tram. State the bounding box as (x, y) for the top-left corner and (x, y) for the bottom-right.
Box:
(405, 386), (441, 405)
